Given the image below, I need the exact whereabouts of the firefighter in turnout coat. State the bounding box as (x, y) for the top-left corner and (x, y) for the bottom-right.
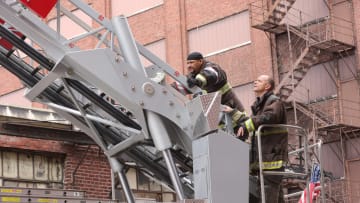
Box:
(186, 52), (245, 112)
(237, 75), (287, 203)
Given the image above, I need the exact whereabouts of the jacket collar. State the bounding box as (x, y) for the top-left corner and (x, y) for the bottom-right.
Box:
(252, 91), (274, 114)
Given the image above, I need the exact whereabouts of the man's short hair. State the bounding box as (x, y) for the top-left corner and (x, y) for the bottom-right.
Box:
(187, 52), (203, 60)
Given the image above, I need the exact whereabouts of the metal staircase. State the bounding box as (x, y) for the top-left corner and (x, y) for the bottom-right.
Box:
(250, 0), (296, 33)
(275, 46), (321, 101)
(250, 0), (355, 102)
(295, 102), (332, 127)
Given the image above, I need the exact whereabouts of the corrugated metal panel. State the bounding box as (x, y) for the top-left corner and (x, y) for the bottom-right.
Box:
(34, 155), (48, 181)
(233, 83), (255, 114)
(49, 157), (63, 182)
(111, 0), (163, 17)
(1, 150), (64, 185)
(126, 168), (137, 189)
(284, 0), (329, 26)
(19, 153), (33, 180)
(3, 152), (18, 178)
(188, 11), (250, 56)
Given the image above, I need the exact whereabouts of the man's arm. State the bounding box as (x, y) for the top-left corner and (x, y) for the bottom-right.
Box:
(237, 99), (285, 137)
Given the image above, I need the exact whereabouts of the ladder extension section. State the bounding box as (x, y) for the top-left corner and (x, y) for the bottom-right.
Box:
(0, 187), (117, 203)
(0, 0), (224, 201)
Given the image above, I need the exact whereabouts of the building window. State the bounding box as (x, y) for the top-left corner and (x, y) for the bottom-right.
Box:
(141, 39), (166, 67)
(188, 11), (251, 56)
(0, 150), (64, 188)
(111, 0), (164, 17)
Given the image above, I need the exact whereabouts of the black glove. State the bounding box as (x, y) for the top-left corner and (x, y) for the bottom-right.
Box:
(238, 116), (249, 124)
(187, 77), (200, 88)
(237, 123), (249, 141)
(193, 90), (206, 98)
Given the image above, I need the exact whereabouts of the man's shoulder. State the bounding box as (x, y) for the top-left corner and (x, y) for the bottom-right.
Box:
(264, 93), (282, 105)
(204, 61), (221, 68)
(267, 94), (280, 102)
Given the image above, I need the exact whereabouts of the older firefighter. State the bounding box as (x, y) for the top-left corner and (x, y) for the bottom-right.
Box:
(237, 75), (287, 203)
(186, 52), (245, 112)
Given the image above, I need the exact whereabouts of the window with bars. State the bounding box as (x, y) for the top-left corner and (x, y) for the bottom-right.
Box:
(0, 150), (64, 188)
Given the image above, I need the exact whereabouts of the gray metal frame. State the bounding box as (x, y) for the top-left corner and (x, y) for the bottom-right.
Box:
(256, 124), (311, 203)
(0, 1), (218, 202)
(286, 140), (325, 203)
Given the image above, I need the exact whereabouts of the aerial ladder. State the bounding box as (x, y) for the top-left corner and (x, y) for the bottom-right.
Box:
(0, 0), (251, 202)
(0, 1), (320, 202)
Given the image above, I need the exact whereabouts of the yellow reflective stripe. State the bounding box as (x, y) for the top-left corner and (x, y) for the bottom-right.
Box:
(262, 160), (283, 170)
(232, 111), (246, 127)
(251, 160), (284, 170)
(195, 74), (207, 87)
(1, 197), (21, 202)
(1, 189), (22, 193)
(245, 118), (255, 132)
(37, 199), (58, 203)
(219, 82), (231, 94)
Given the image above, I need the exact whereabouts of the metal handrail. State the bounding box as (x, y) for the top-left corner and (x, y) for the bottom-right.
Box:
(256, 124), (310, 203)
(286, 140), (325, 202)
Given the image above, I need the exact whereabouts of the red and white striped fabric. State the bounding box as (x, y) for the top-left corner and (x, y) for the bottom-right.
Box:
(298, 182), (321, 203)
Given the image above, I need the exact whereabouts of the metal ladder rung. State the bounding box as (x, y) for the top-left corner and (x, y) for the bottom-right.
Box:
(263, 171), (307, 177)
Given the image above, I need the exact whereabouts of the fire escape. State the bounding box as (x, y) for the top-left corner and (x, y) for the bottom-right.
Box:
(249, 0), (355, 128)
(250, 0), (357, 201)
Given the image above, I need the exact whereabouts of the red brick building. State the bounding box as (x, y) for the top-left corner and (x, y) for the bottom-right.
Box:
(0, 0), (360, 202)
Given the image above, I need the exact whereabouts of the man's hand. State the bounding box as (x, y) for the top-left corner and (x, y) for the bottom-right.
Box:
(187, 77), (199, 88)
(237, 124), (248, 138)
(221, 105), (233, 113)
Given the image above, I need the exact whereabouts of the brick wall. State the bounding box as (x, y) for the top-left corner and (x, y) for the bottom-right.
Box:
(0, 68), (23, 96)
(128, 0), (273, 84)
(63, 145), (112, 199)
(2, 0), (359, 200)
(0, 0), (281, 200)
